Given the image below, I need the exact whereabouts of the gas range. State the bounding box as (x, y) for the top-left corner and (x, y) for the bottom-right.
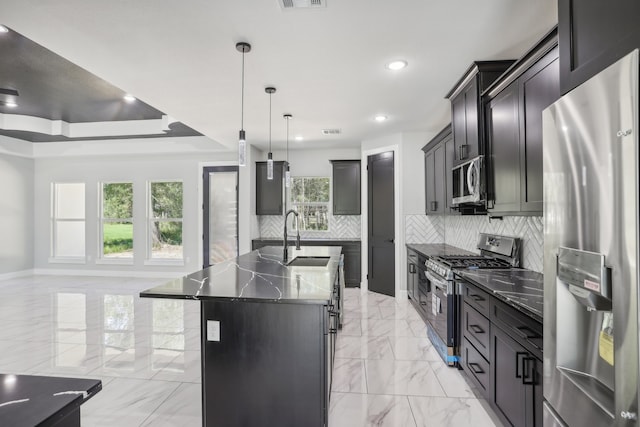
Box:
(426, 255), (514, 280)
(425, 234), (521, 281)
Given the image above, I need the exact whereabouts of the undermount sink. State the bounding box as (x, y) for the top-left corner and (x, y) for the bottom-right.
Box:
(287, 256), (331, 267)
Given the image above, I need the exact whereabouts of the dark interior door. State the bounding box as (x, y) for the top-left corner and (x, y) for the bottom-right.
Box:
(203, 166), (239, 268)
(367, 151), (395, 297)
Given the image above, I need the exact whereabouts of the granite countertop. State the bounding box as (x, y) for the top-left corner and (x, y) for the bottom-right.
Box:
(0, 374), (101, 427)
(140, 246), (342, 304)
(406, 243), (476, 258)
(455, 269), (544, 322)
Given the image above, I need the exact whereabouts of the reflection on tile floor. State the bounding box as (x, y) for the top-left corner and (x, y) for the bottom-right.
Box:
(0, 276), (498, 426)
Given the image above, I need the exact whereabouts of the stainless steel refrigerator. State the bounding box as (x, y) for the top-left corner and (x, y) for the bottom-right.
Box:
(543, 49), (639, 426)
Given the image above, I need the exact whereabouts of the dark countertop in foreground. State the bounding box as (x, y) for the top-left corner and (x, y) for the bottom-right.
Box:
(406, 243), (476, 258)
(455, 269), (544, 322)
(0, 374), (101, 427)
(140, 246), (342, 304)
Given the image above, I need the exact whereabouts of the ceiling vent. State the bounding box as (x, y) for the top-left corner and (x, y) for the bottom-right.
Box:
(279, 0), (326, 9)
(321, 128), (341, 135)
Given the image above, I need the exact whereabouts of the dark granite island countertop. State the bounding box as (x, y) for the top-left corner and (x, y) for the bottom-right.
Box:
(455, 268), (544, 322)
(140, 245), (342, 304)
(0, 374), (101, 427)
(406, 243), (475, 258)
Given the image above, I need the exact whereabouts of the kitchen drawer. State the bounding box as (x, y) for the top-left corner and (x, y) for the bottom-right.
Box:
(491, 299), (543, 359)
(462, 337), (491, 398)
(463, 302), (491, 360)
(462, 281), (491, 317)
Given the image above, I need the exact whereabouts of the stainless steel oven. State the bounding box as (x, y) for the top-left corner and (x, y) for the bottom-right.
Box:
(452, 155), (484, 205)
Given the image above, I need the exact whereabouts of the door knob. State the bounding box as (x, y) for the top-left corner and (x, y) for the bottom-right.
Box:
(387, 239), (394, 243)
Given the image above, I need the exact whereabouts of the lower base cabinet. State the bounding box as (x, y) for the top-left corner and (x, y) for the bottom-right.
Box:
(459, 279), (543, 427)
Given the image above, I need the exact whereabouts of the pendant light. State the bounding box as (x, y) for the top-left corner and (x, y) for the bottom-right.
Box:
(283, 114), (292, 188)
(236, 42), (251, 167)
(265, 87), (276, 180)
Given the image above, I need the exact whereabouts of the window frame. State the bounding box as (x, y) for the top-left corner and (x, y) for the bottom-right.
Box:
(49, 182), (86, 264)
(288, 176), (331, 233)
(97, 181), (134, 265)
(145, 179), (185, 266)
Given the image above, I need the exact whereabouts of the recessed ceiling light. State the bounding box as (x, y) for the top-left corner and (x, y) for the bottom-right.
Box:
(295, 136), (304, 141)
(386, 60), (407, 71)
(0, 25), (9, 33)
(4, 101), (17, 108)
(123, 94), (136, 103)
(374, 115), (388, 122)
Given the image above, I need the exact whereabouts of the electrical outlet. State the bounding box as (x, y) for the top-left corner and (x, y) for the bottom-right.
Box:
(207, 320), (220, 342)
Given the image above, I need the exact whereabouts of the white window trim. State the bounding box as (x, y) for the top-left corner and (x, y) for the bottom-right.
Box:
(98, 182), (134, 264)
(50, 182), (86, 262)
(289, 176), (331, 233)
(146, 180), (185, 264)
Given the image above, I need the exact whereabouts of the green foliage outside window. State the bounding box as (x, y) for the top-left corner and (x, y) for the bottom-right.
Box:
(291, 177), (330, 231)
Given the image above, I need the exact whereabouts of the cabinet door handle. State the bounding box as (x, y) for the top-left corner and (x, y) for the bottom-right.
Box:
(515, 352), (527, 379)
(459, 144), (469, 160)
(469, 324), (484, 334)
(469, 294), (485, 302)
(513, 325), (542, 349)
(430, 201), (438, 211)
(409, 263), (416, 274)
(468, 362), (484, 374)
(523, 356), (536, 385)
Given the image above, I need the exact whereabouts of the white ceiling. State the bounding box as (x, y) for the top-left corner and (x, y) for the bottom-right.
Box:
(1, 0), (557, 152)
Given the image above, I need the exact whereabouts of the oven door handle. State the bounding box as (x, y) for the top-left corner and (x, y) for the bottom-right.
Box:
(425, 271), (448, 292)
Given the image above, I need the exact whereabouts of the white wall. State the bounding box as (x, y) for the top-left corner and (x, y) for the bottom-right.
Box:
(401, 132), (432, 214)
(263, 147), (362, 177)
(33, 149), (236, 275)
(0, 152), (34, 275)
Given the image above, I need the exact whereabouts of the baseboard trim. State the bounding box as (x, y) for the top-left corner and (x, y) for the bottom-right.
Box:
(0, 269), (35, 281)
(32, 268), (184, 279)
(397, 290), (408, 300)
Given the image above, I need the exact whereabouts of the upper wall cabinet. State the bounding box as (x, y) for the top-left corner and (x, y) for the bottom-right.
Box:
(485, 28), (559, 216)
(559, 0), (640, 94)
(256, 161), (285, 215)
(446, 61), (515, 167)
(422, 125), (455, 215)
(331, 160), (361, 215)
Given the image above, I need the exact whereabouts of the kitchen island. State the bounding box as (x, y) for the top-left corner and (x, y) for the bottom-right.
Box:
(140, 245), (342, 427)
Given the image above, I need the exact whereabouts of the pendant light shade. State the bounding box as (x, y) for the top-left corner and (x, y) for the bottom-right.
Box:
(236, 42), (251, 167)
(265, 87), (276, 180)
(284, 114), (292, 188)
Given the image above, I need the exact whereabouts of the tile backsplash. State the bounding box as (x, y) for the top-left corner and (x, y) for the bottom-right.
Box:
(259, 215), (361, 239)
(404, 214), (543, 273)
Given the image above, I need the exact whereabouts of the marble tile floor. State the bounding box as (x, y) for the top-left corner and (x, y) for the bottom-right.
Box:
(0, 275), (500, 426)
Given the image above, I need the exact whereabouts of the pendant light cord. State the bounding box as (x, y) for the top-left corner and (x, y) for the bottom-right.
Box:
(269, 92), (272, 153)
(286, 118), (289, 163)
(241, 51), (245, 130)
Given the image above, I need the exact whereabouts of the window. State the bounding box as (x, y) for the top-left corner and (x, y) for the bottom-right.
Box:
(148, 181), (183, 260)
(100, 182), (133, 260)
(51, 182), (85, 260)
(290, 177), (330, 231)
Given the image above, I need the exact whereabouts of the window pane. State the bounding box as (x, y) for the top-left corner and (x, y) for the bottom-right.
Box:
(103, 222), (133, 258)
(151, 221), (183, 258)
(55, 221), (85, 257)
(295, 205), (329, 231)
(56, 183), (85, 219)
(291, 177), (329, 203)
(151, 182), (183, 218)
(103, 183), (133, 218)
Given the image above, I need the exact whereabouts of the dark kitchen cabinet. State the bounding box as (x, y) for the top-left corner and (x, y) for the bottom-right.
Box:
(256, 161), (285, 215)
(252, 239), (361, 287)
(485, 28), (559, 216)
(331, 160), (361, 215)
(459, 279), (543, 427)
(422, 125), (454, 215)
(446, 61), (515, 167)
(491, 324), (542, 427)
(406, 249), (419, 301)
(559, 0), (640, 94)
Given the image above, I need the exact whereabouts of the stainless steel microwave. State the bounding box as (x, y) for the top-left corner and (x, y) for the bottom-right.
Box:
(452, 155), (484, 205)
